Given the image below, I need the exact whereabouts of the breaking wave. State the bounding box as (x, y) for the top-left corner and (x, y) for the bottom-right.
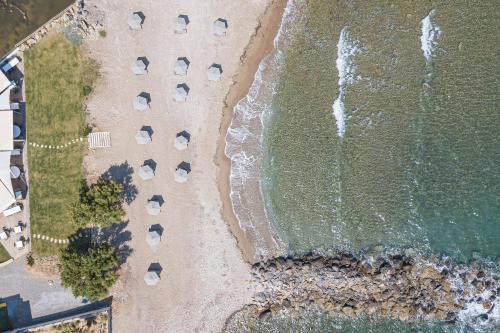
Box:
(420, 9), (441, 61)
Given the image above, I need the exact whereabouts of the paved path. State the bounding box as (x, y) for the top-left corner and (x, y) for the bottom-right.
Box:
(0, 259), (83, 328)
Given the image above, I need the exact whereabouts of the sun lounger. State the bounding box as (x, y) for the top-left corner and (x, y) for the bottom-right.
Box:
(3, 205), (21, 217)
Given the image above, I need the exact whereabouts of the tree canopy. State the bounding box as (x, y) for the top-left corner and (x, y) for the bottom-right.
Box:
(59, 243), (119, 301)
(72, 180), (125, 227)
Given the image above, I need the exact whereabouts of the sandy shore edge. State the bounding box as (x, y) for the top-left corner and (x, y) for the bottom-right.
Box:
(215, 0), (288, 265)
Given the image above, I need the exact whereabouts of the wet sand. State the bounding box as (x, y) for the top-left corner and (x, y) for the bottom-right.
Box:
(216, 0), (288, 264)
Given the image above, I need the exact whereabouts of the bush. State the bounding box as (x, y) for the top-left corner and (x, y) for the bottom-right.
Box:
(82, 85), (92, 96)
(72, 180), (125, 228)
(98, 30), (107, 38)
(26, 253), (35, 267)
(59, 243), (118, 301)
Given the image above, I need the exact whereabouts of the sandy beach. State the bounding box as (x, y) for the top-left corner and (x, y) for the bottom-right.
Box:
(81, 0), (284, 331)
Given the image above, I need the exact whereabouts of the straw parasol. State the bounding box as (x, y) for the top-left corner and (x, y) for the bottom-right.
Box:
(133, 94), (149, 111)
(146, 200), (161, 216)
(135, 130), (151, 144)
(144, 270), (160, 286)
(213, 18), (228, 36)
(207, 64), (222, 81)
(146, 230), (161, 247)
(173, 84), (189, 102)
(174, 15), (189, 34)
(139, 164), (154, 180)
(175, 132), (189, 150)
(174, 57), (190, 76)
(131, 59), (147, 75)
(128, 13), (144, 30)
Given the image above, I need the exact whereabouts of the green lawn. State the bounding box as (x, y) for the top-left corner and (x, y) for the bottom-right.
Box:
(25, 33), (97, 255)
(0, 244), (10, 264)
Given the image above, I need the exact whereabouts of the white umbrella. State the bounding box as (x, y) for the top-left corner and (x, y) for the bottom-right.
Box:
(146, 230), (161, 247)
(135, 130), (151, 144)
(213, 18), (228, 36)
(173, 84), (189, 102)
(146, 200), (161, 216)
(174, 15), (189, 34)
(13, 125), (21, 139)
(10, 166), (21, 179)
(128, 13), (143, 30)
(131, 59), (147, 75)
(144, 271), (160, 286)
(133, 95), (149, 111)
(174, 58), (189, 76)
(139, 165), (154, 180)
(207, 64), (222, 81)
(175, 168), (188, 183)
(174, 134), (189, 150)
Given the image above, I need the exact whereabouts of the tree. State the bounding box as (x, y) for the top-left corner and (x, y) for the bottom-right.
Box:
(59, 243), (118, 301)
(72, 180), (125, 227)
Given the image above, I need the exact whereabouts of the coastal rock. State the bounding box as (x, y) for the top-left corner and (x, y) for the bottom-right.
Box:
(248, 252), (499, 326)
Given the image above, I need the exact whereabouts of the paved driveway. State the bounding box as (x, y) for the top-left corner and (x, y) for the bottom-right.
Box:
(0, 259), (83, 328)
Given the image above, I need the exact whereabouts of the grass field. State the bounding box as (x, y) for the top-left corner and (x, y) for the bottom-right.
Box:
(0, 244), (10, 263)
(25, 33), (97, 255)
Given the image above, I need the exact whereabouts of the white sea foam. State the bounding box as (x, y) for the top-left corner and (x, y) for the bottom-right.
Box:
(420, 9), (441, 61)
(224, 0), (301, 258)
(332, 27), (361, 138)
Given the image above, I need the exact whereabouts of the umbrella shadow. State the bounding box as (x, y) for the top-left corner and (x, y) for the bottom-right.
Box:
(149, 224), (164, 236)
(177, 161), (191, 173)
(143, 159), (157, 172)
(176, 130), (191, 142)
(148, 262), (163, 276)
(150, 195), (164, 206)
(99, 161), (138, 204)
(138, 91), (151, 103)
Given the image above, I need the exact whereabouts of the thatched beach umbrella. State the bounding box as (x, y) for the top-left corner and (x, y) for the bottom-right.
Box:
(207, 64), (222, 81)
(135, 130), (151, 144)
(131, 59), (147, 75)
(173, 84), (189, 102)
(174, 15), (189, 34)
(139, 164), (154, 180)
(174, 132), (189, 151)
(175, 162), (190, 183)
(174, 57), (189, 76)
(128, 13), (144, 31)
(133, 94), (149, 111)
(146, 230), (161, 247)
(213, 18), (228, 36)
(146, 200), (161, 216)
(144, 270), (160, 286)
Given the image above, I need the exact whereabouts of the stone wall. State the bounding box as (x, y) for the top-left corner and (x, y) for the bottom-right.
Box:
(249, 252), (499, 326)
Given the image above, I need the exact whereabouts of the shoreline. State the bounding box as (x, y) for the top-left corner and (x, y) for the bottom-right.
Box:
(216, 0), (288, 265)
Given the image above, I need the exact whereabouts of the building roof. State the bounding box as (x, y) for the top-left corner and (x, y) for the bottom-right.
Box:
(0, 151), (15, 212)
(0, 71), (13, 95)
(0, 111), (13, 151)
(0, 87), (11, 110)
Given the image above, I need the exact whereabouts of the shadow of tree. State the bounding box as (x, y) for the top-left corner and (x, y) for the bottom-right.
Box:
(99, 161), (138, 205)
(99, 220), (133, 266)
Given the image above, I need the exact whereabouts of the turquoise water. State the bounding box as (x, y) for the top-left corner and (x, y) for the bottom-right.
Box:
(263, 0), (499, 262)
(226, 0), (499, 331)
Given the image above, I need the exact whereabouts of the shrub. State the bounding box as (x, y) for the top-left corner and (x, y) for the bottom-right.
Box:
(59, 243), (118, 301)
(98, 30), (107, 38)
(72, 180), (125, 228)
(26, 253), (35, 267)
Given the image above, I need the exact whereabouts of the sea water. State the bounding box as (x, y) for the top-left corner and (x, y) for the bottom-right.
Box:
(226, 0), (499, 331)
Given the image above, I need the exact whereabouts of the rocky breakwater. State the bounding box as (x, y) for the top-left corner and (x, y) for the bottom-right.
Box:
(17, 2), (104, 52)
(250, 252), (499, 326)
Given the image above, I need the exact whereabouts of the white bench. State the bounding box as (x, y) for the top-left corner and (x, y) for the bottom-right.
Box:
(3, 205), (22, 217)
